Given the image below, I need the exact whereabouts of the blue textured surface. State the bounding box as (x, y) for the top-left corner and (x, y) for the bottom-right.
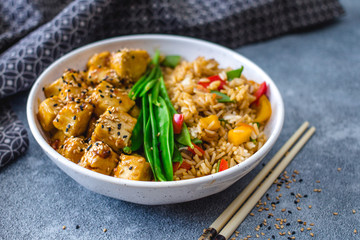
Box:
(1, 0), (359, 239)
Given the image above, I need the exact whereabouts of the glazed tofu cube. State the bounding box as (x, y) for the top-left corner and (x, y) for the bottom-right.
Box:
(128, 105), (141, 119)
(53, 102), (93, 137)
(58, 81), (89, 102)
(86, 116), (97, 139)
(86, 51), (111, 69)
(114, 154), (152, 181)
(44, 69), (85, 98)
(43, 78), (63, 98)
(91, 107), (137, 152)
(78, 141), (119, 175)
(38, 96), (64, 132)
(90, 81), (135, 116)
(50, 130), (67, 151)
(60, 137), (87, 163)
(86, 67), (121, 86)
(110, 49), (150, 83)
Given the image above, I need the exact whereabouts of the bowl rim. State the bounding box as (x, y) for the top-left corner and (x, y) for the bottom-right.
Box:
(26, 34), (284, 188)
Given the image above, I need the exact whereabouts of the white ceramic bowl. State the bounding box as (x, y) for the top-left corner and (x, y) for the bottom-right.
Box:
(27, 34), (284, 205)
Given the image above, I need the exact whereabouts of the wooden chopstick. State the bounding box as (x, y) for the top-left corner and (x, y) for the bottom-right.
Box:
(216, 126), (316, 240)
(199, 121), (310, 240)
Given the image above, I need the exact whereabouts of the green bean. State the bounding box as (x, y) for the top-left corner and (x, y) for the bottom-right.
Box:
(159, 77), (193, 149)
(151, 80), (161, 106)
(152, 50), (161, 65)
(148, 94), (166, 181)
(130, 50), (159, 99)
(168, 102), (174, 157)
(130, 109), (143, 151)
(131, 66), (159, 100)
(139, 79), (157, 97)
(155, 96), (173, 181)
(142, 97), (157, 181)
(129, 69), (150, 99)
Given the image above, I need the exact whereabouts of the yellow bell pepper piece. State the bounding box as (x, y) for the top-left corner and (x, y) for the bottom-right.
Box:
(254, 95), (272, 122)
(228, 124), (253, 146)
(200, 114), (221, 131)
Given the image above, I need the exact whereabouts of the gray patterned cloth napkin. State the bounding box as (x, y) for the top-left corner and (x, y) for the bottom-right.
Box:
(0, 0), (344, 167)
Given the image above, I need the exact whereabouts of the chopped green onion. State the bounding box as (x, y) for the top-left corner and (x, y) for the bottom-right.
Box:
(254, 122), (260, 128)
(216, 161), (220, 173)
(211, 90), (234, 103)
(162, 55), (181, 68)
(250, 138), (257, 144)
(123, 146), (132, 154)
(227, 66), (244, 81)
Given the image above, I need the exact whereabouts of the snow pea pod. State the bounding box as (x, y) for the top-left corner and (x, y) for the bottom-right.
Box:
(142, 97), (157, 181)
(159, 78), (193, 149)
(172, 147), (182, 165)
(139, 79), (157, 97)
(151, 80), (161, 106)
(130, 109), (143, 152)
(148, 94), (166, 181)
(155, 96), (173, 181)
(131, 66), (159, 100)
(128, 69), (150, 99)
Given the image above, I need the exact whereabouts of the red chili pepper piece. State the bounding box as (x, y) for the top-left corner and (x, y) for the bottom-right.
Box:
(218, 159), (229, 172)
(252, 82), (267, 105)
(187, 143), (205, 156)
(173, 162), (192, 173)
(173, 114), (184, 134)
(198, 75), (227, 90)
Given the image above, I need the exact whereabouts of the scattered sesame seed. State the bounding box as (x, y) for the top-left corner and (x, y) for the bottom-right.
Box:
(310, 233), (314, 237)
(118, 124), (122, 129)
(117, 132), (120, 136)
(123, 135), (128, 138)
(352, 209), (356, 214)
(73, 116), (76, 120)
(355, 229), (357, 234)
(62, 226), (66, 230)
(129, 166), (133, 170)
(308, 205), (312, 209)
(333, 212), (338, 215)
(100, 95), (104, 98)
(337, 168), (341, 171)
(103, 228), (107, 232)
(108, 127), (111, 132)
(76, 225), (80, 229)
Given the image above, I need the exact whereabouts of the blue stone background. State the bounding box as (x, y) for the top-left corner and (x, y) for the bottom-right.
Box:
(1, 0), (359, 239)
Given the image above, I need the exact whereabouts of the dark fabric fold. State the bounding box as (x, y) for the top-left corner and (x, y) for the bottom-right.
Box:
(0, 0), (344, 167)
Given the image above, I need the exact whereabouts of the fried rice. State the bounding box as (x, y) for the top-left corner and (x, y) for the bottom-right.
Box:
(163, 57), (267, 180)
